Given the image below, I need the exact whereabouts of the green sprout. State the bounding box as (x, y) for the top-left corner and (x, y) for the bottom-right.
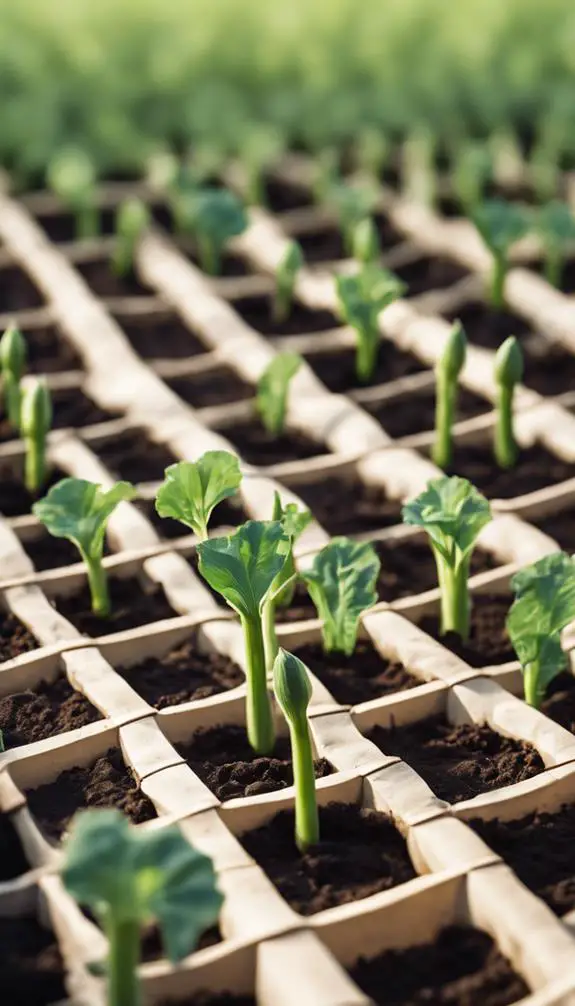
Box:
(507, 552), (575, 708)
(197, 521), (290, 754)
(451, 143), (492, 214)
(302, 538), (380, 654)
(185, 187), (247, 275)
(313, 147), (339, 203)
(62, 809), (222, 1006)
(402, 476), (492, 639)
(336, 265), (405, 383)
(262, 493), (312, 673)
(112, 197), (150, 277)
(352, 217), (380, 264)
(155, 452), (242, 541)
(242, 125), (284, 205)
(534, 201), (575, 288)
(471, 199), (531, 309)
(256, 352), (303, 436)
(0, 325), (27, 428)
(20, 379), (52, 495)
(273, 649), (318, 853)
(355, 128), (389, 179)
(33, 478), (136, 616)
(432, 321), (467, 470)
(47, 148), (98, 240)
(326, 182), (378, 255)
(273, 240), (303, 323)
(494, 336), (523, 470)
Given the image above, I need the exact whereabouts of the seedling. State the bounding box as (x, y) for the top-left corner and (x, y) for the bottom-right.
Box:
(33, 478), (136, 616)
(0, 325), (26, 428)
(62, 809), (222, 1006)
(326, 182), (378, 255)
(155, 451), (242, 540)
(494, 336), (523, 469)
(452, 143), (492, 214)
(242, 125), (283, 205)
(256, 352), (303, 435)
(534, 201), (575, 288)
(186, 187), (247, 274)
(336, 265), (405, 383)
(197, 521), (290, 754)
(402, 476), (492, 639)
(303, 538), (380, 655)
(273, 240), (303, 323)
(470, 199), (531, 309)
(20, 379), (52, 494)
(507, 552), (575, 708)
(352, 217), (380, 264)
(313, 147), (339, 203)
(262, 493), (312, 672)
(112, 197), (150, 277)
(47, 148), (98, 239)
(273, 649), (318, 852)
(432, 321), (467, 470)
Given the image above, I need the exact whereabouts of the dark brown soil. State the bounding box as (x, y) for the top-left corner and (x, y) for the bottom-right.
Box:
(26, 747), (156, 841)
(0, 612), (38, 661)
(375, 540), (497, 603)
(184, 250), (251, 279)
(368, 716), (544, 804)
(395, 256), (469, 297)
(162, 994), (256, 1006)
(469, 802), (575, 916)
(167, 367), (253, 408)
(118, 636), (244, 708)
(350, 924), (529, 1006)
(0, 674), (101, 748)
(0, 914), (66, 1005)
(116, 314), (207, 359)
(266, 176), (313, 212)
(176, 724), (332, 801)
(240, 803), (416, 915)
(0, 388), (117, 445)
(419, 594), (514, 667)
(274, 580), (317, 622)
(294, 226), (347, 262)
(19, 324), (83, 373)
(539, 671), (575, 734)
(95, 427), (177, 483)
(0, 465), (67, 517)
(77, 257), (152, 298)
(54, 576), (175, 637)
(38, 207), (116, 242)
(294, 641), (419, 705)
(23, 532), (91, 571)
(443, 304), (530, 351)
(135, 494), (247, 539)
(367, 387), (489, 439)
(440, 443), (575, 499)
(0, 813), (29, 880)
(222, 419), (322, 466)
(233, 295), (340, 336)
(307, 343), (426, 393)
(532, 505), (575, 553)
(0, 266), (43, 312)
(289, 472), (402, 535)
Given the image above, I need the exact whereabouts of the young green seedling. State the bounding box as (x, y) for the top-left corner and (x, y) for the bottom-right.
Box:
(262, 493), (312, 673)
(273, 240), (304, 323)
(112, 197), (150, 277)
(326, 182), (378, 255)
(352, 217), (380, 264)
(47, 148), (98, 240)
(20, 379), (52, 494)
(534, 201), (575, 288)
(155, 451), (242, 541)
(313, 147), (339, 203)
(0, 325), (27, 428)
(402, 476), (492, 639)
(302, 538), (380, 655)
(336, 265), (405, 383)
(197, 521), (290, 754)
(494, 336), (523, 469)
(452, 143), (492, 214)
(273, 648), (318, 852)
(256, 352), (303, 436)
(470, 199), (531, 309)
(432, 321), (467, 469)
(186, 187), (247, 274)
(62, 809), (222, 1006)
(507, 552), (575, 708)
(242, 126), (283, 205)
(33, 478), (136, 616)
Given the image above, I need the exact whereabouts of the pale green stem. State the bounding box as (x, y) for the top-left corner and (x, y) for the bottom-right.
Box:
(273, 278), (291, 324)
(84, 554), (110, 617)
(432, 371), (456, 469)
(523, 661), (542, 708)
(241, 613), (275, 754)
(197, 235), (220, 275)
(106, 916), (141, 1006)
(4, 375), (21, 428)
(290, 718), (319, 853)
(24, 433), (47, 495)
(494, 384), (518, 469)
(262, 595), (279, 680)
(355, 324), (379, 383)
(433, 546), (471, 639)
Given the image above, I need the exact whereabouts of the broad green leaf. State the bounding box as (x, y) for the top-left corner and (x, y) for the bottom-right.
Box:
(303, 538), (380, 655)
(33, 478), (136, 560)
(336, 265), (405, 333)
(256, 352), (303, 434)
(187, 187), (247, 244)
(270, 492), (312, 607)
(471, 199), (530, 257)
(326, 182), (377, 235)
(155, 453), (242, 539)
(197, 520), (290, 619)
(402, 476), (491, 562)
(536, 201), (575, 247)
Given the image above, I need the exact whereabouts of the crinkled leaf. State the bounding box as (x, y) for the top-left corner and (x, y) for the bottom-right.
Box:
(197, 520), (290, 619)
(303, 538), (380, 655)
(155, 452), (242, 538)
(402, 476), (491, 562)
(33, 478), (136, 560)
(256, 353), (302, 434)
(471, 199), (530, 256)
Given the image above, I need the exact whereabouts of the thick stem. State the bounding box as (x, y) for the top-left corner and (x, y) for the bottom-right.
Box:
(4, 375), (21, 428)
(432, 373), (456, 469)
(434, 551), (470, 639)
(106, 915), (141, 1006)
(494, 384), (518, 469)
(262, 596), (279, 679)
(197, 235), (220, 275)
(355, 325), (378, 383)
(24, 435), (46, 495)
(290, 719), (319, 853)
(523, 661), (542, 709)
(241, 614), (275, 754)
(85, 555), (110, 617)
(490, 254), (506, 310)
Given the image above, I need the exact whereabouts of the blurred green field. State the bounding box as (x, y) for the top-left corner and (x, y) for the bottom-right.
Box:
(2, 0), (575, 179)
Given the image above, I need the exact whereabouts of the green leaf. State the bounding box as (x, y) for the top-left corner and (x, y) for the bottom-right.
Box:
(471, 199), (530, 257)
(186, 187), (247, 244)
(155, 452), (242, 539)
(270, 492), (312, 608)
(326, 182), (378, 235)
(303, 538), (380, 655)
(47, 147), (96, 207)
(197, 520), (290, 619)
(336, 265), (405, 333)
(33, 478), (136, 561)
(402, 476), (492, 562)
(536, 201), (575, 247)
(256, 352), (303, 435)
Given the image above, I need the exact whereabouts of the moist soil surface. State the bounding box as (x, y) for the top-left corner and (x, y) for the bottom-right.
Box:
(167, 367), (253, 408)
(118, 637), (244, 708)
(367, 387), (489, 439)
(368, 716), (544, 804)
(117, 313), (207, 359)
(233, 295), (339, 336)
(19, 324), (83, 373)
(469, 802), (575, 916)
(443, 304), (531, 351)
(294, 641), (419, 705)
(0, 267), (43, 312)
(26, 748), (156, 841)
(95, 427), (177, 483)
(290, 472), (402, 535)
(0, 465), (67, 517)
(23, 532), (91, 571)
(438, 443), (575, 499)
(0, 612), (38, 660)
(240, 803), (416, 915)
(162, 995), (256, 1006)
(531, 504), (575, 554)
(395, 255), (469, 296)
(539, 671), (575, 735)
(419, 593), (514, 667)
(55, 576), (175, 637)
(176, 724), (332, 801)
(38, 208), (116, 242)
(0, 673), (101, 748)
(375, 539), (497, 603)
(307, 343), (426, 394)
(349, 924), (529, 1006)
(77, 257), (152, 298)
(265, 176), (313, 212)
(0, 915), (66, 1006)
(0, 813), (29, 880)
(0, 388), (117, 444)
(222, 420), (322, 466)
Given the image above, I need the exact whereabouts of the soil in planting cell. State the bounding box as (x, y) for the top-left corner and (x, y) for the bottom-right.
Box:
(55, 576), (175, 637)
(0, 388), (119, 444)
(367, 386), (489, 439)
(469, 802), (575, 916)
(0, 266), (43, 312)
(161, 995), (256, 1006)
(185, 248), (251, 278)
(0, 612), (38, 660)
(539, 671), (575, 735)
(0, 464), (67, 517)
(136, 492), (247, 540)
(350, 923), (529, 1006)
(521, 339), (575, 397)
(532, 505), (575, 553)
(22, 324), (83, 373)
(0, 673), (102, 748)
(395, 255), (469, 297)
(167, 367), (253, 409)
(222, 419), (322, 466)
(76, 257), (152, 298)
(26, 748), (156, 841)
(232, 294), (340, 337)
(294, 226), (347, 263)
(23, 531), (98, 571)
(176, 724), (332, 801)
(265, 176), (313, 212)
(368, 715), (543, 804)
(37, 207), (116, 242)
(420, 593), (514, 667)
(294, 641), (419, 705)
(442, 303), (530, 352)
(440, 443), (575, 500)
(95, 427), (177, 483)
(117, 313), (207, 359)
(375, 539), (497, 603)
(307, 343), (426, 394)
(0, 813), (29, 880)
(288, 471), (402, 535)
(118, 636), (244, 708)
(240, 803), (416, 915)
(0, 914), (66, 1006)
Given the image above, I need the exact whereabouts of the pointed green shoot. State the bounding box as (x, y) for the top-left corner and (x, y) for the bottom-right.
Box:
(47, 148), (98, 239)
(20, 378), (52, 495)
(303, 538), (380, 655)
(256, 352), (303, 435)
(273, 649), (318, 853)
(112, 197), (150, 277)
(336, 265), (405, 383)
(352, 217), (380, 264)
(0, 326), (27, 428)
(432, 321), (467, 470)
(535, 201), (575, 288)
(471, 200), (531, 309)
(273, 240), (303, 323)
(155, 452), (242, 540)
(494, 336), (523, 470)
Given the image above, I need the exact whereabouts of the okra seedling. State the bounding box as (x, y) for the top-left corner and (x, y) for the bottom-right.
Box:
(197, 521), (290, 754)
(155, 451), (242, 540)
(494, 336), (523, 469)
(262, 493), (311, 673)
(20, 379), (52, 495)
(33, 478), (136, 616)
(188, 187), (247, 274)
(256, 352), (303, 435)
(273, 240), (303, 323)
(273, 649), (318, 852)
(326, 182), (378, 255)
(534, 201), (575, 288)
(470, 200), (531, 309)
(402, 476), (492, 639)
(303, 538), (380, 655)
(47, 148), (98, 240)
(112, 197), (150, 277)
(432, 321), (467, 470)
(352, 217), (380, 264)
(336, 265), (405, 383)
(62, 809), (222, 1006)
(452, 143), (492, 214)
(0, 325), (26, 428)
(507, 552), (575, 708)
